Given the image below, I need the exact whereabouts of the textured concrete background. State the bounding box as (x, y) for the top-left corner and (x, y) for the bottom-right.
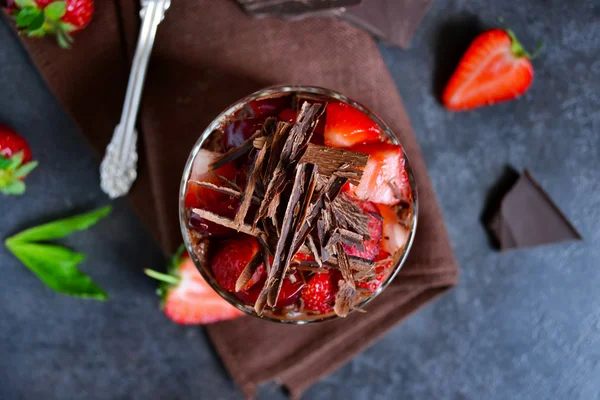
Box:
(1, 0), (599, 399)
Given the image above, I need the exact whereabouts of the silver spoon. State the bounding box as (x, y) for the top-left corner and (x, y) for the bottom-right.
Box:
(100, 0), (170, 198)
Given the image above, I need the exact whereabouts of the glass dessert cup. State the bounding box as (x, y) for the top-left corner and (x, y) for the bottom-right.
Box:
(179, 85), (418, 324)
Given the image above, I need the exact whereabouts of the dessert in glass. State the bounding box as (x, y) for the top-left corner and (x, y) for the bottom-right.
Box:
(179, 86), (417, 323)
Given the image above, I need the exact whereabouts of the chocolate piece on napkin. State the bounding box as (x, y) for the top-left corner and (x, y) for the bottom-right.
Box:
(237, 0), (362, 18)
(487, 169), (582, 250)
(14, 0), (459, 397)
(338, 0), (434, 48)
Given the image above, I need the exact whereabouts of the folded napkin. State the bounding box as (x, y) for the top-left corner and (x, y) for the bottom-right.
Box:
(12, 0), (459, 397)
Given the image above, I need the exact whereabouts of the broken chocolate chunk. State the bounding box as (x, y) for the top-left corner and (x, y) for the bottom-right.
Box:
(237, 0), (361, 18)
(484, 169), (582, 250)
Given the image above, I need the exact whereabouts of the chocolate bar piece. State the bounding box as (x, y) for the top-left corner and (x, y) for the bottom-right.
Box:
(338, 0), (433, 48)
(237, 0), (361, 18)
(485, 169), (582, 250)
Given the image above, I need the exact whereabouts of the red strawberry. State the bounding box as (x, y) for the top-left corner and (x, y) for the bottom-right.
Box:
(144, 247), (244, 325)
(341, 199), (383, 261)
(443, 28), (540, 111)
(0, 125), (38, 195)
(376, 204), (410, 255)
(278, 108), (297, 123)
(357, 250), (393, 292)
(236, 273), (304, 308)
(350, 143), (411, 205)
(210, 236), (265, 292)
(8, 0), (94, 48)
(248, 96), (290, 118)
(223, 118), (264, 150)
(301, 273), (337, 313)
(324, 102), (383, 148)
(186, 149), (242, 236)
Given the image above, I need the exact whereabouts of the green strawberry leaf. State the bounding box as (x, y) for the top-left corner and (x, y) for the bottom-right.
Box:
(14, 160), (38, 179)
(29, 10), (46, 31)
(55, 28), (73, 49)
(6, 242), (108, 300)
(0, 156), (11, 170)
(1, 180), (26, 195)
(14, 0), (38, 8)
(9, 151), (24, 169)
(169, 244), (187, 272)
(7, 205), (112, 244)
(44, 1), (66, 22)
(16, 7), (41, 28)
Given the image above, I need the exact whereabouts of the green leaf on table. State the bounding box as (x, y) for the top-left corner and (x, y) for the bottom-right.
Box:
(44, 1), (66, 22)
(7, 205), (112, 244)
(4, 206), (112, 300)
(6, 242), (107, 300)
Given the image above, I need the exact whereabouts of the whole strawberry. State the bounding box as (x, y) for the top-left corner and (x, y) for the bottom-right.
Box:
(145, 246), (244, 325)
(7, 0), (94, 48)
(0, 125), (38, 195)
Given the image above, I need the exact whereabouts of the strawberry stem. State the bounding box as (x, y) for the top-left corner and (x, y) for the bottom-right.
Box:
(498, 18), (543, 59)
(144, 269), (179, 285)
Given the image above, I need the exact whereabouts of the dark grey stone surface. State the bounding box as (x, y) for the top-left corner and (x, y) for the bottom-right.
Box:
(1, 0), (599, 399)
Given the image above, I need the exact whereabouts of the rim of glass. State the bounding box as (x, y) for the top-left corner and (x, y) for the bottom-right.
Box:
(179, 85), (419, 324)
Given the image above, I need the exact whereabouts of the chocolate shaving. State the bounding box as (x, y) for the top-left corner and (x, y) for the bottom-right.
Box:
(334, 280), (357, 317)
(293, 264), (330, 274)
(191, 208), (262, 237)
(331, 193), (370, 237)
(335, 243), (355, 289)
(189, 180), (260, 204)
(305, 235), (322, 267)
(213, 172), (242, 192)
(256, 103), (324, 225)
(262, 163), (318, 308)
(234, 142), (268, 226)
(211, 118), (275, 170)
(300, 143), (369, 185)
(339, 228), (365, 251)
(290, 174), (348, 256)
(263, 121), (292, 182)
(235, 251), (264, 292)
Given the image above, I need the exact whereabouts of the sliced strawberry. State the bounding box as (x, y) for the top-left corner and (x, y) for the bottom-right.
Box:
(341, 198), (383, 261)
(186, 149), (242, 236)
(350, 143), (411, 206)
(301, 272), (337, 313)
(236, 273), (304, 307)
(145, 248), (243, 325)
(356, 250), (393, 292)
(223, 118), (264, 150)
(249, 96), (290, 118)
(292, 251), (315, 263)
(376, 204), (410, 255)
(324, 102), (383, 148)
(443, 28), (538, 111)
(278, 108), (297, 123)
(210, 236), (265, 292)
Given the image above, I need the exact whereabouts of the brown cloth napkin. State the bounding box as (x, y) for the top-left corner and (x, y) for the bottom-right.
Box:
(12, 0), (459, 397)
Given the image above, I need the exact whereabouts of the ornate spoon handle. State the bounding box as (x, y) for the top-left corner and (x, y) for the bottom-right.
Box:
(100, 0), (170, 198)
